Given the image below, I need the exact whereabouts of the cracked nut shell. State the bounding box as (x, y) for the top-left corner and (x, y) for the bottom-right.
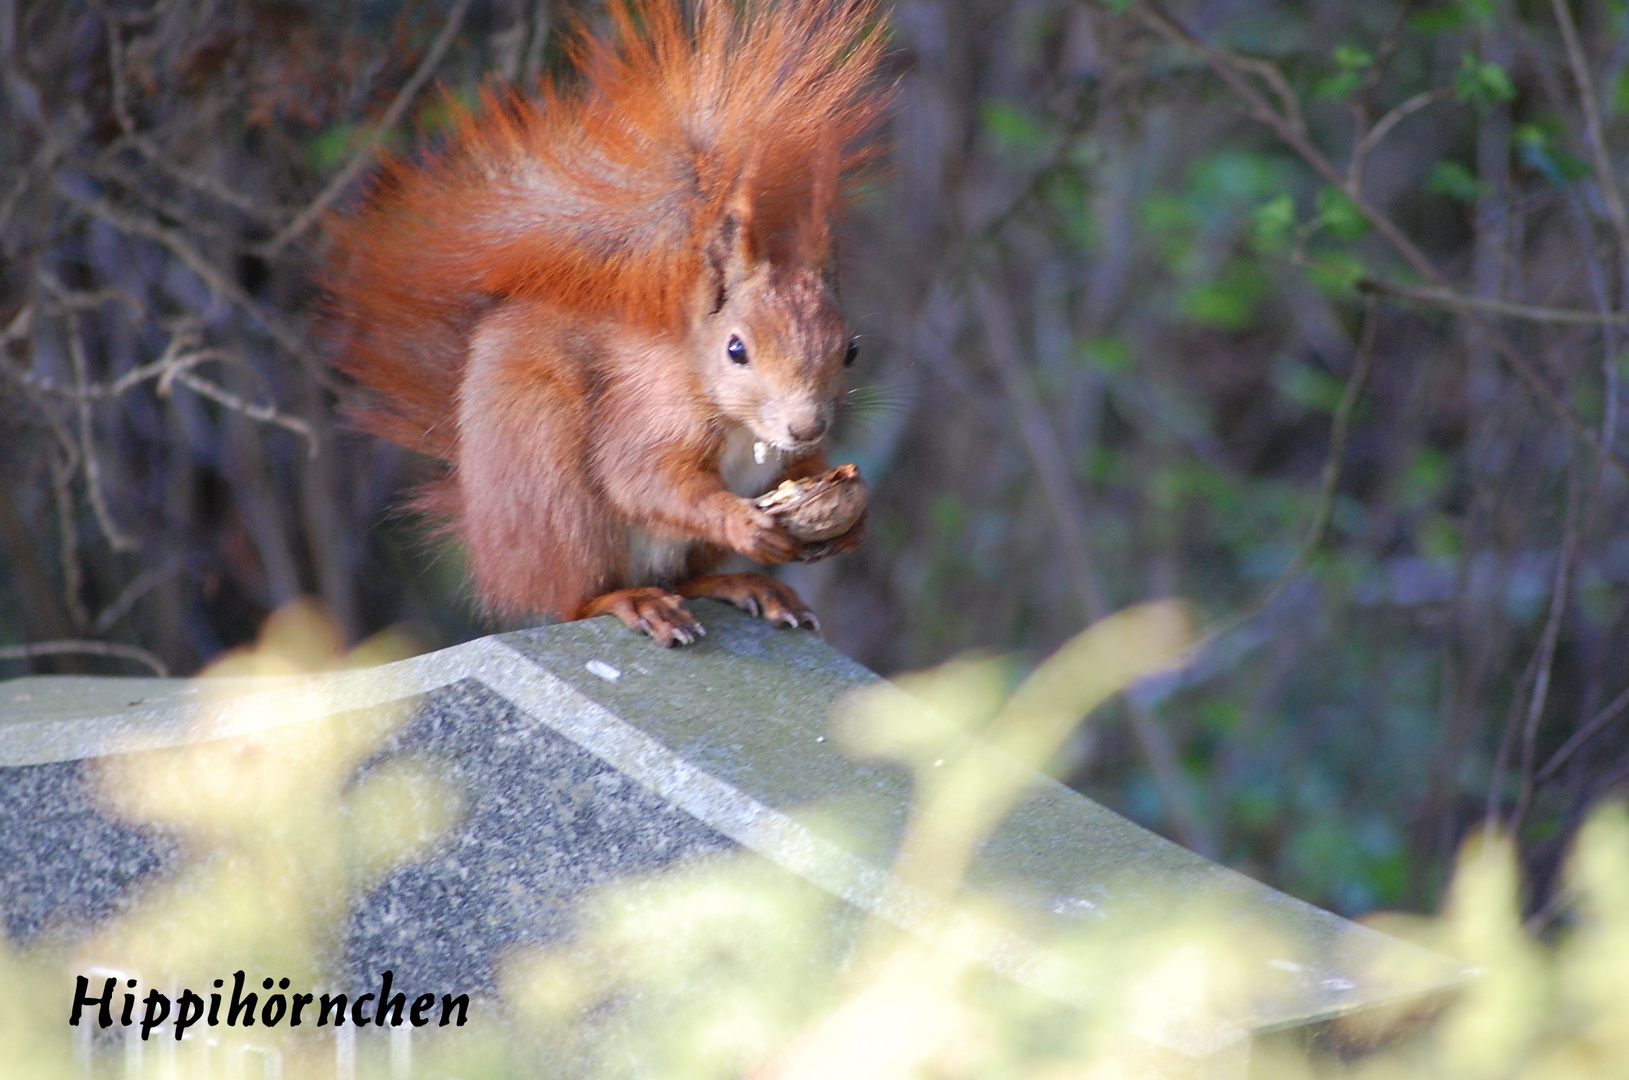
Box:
(754, 463), (868, 542)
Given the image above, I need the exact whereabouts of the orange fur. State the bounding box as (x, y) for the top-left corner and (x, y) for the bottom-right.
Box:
(324, 0), (888, 636)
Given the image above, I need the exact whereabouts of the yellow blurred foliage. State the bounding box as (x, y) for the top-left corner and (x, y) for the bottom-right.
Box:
(5, 598), (1629, 1080)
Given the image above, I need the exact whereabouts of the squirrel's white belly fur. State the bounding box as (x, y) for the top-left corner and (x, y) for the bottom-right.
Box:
(625, 426), (783, 584)
(718, 426), (784, 497)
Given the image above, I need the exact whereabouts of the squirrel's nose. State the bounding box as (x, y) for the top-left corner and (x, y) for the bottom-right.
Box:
(788, 416), (828, 443)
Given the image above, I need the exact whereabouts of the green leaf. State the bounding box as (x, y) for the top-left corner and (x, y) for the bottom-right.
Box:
(981, 101), (1048, 153)
(1199, 700), (1243, 736)
(1515, 122), (1591, 184)
(1315, 70), (1366, 102)
(1274, 358), (1346, 413)
(1427, 160), (1489, 202)
(930, 495), (965, 536)
(1613, 70), (1629, 116)
(1310, 42), (1377, 102)
(1418, 514), (1463, 559)
(1077, 336), (1134, 373)
(1231, 785), (1283, 834)
(1192, 150), (1287, 203)
(1305, 252), (1366, 295)
(306, 123), (363, 175)
(1409, 6), (1465, 31)
(1333, 44), (1374, 70)
(1138, 193), (1196, 266)
(415, 88), (478, 137)
(1399, 448), (1451, 507)
(1455, 52), (1516, 108)
(1252, 193), (1297, 254)
(1315, 186), (1369, 241)
(1180, 260), (1271, 330)
(1042, 171), (1096, 249)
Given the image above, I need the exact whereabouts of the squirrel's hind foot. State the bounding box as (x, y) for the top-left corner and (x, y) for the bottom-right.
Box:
(579, 587), (706, 647)
(679, 573), (820, 635)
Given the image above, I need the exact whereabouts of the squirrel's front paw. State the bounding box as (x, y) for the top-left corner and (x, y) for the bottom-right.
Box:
(580, 587), (706, 647)
(725, 502), (803, 565)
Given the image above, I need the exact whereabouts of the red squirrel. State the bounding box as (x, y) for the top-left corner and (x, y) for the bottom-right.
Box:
(325, 0), (888, 646)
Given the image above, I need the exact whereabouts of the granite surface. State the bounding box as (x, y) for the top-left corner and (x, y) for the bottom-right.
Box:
(0, 601), (1472, 1070)
(350, 678), (734, 992)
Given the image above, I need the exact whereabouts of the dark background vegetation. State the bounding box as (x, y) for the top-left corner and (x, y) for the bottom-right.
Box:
(4, 0), (1628, 924)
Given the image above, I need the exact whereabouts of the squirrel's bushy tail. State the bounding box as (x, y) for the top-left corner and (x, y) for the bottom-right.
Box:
(324, 0), (890, 466)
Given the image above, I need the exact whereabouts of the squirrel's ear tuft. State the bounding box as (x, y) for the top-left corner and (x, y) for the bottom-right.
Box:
(723, 185), (758, 268)
(796, 137), (838, 271)
(705, 186), (758, 313)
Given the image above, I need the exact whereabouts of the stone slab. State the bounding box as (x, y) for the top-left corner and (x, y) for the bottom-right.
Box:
(0, 602), (1472, 1071)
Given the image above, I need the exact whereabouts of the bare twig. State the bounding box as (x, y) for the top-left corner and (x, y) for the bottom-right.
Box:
(0, 639), (169, 676)
(1509, 465), (1583, 833)
(170, 368), (319, 454)
(257, 0), (476, 257)
(91, 0), (183, 30)
(1187, 296), (1379, 654)
(125, 135), (281, 225)
(1355, 274), (1629, 325)
(1350, 88), (1452, 189)
(32, 279), (147, 321)
(90, 156), (248, 242)
(96, 14), (275, 224)
(0, 117), (82, 238)
(1548, 0), (1629, 271)
(99, 6), (137, 135)
(0, 304), (31, 346)
(1484, 638), (1542, 836)
(1536, 190), (1629, 785)
(975, 275), (1216, 857)
(975, 279), (1107, 619)
(92, 561), (185, 635)
(59, 308), (139, 552)
(13, 339), (215, 400)
(1539, 683), (1629, 782)
(38, 331), (321, 455)
(48, 443), (87, 631)
(1137, 0), (1627, 477)
(56, 185), (332, 389)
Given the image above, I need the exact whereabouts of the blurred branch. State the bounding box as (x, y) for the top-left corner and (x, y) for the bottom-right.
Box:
(1540, 683), (1629, 782)
(30, 405), (90, 630)
(170, 367), (319, 455)
(1509, 465), (1583, 834)
(257, 0), (476, 258)
(56, 185), (332, 391)
(61, 307), (139, 552)
(0, 639), (169, 676)
(91, 0), (183, 30)
(0, 115), (82, 239)
(974, 276), (1216, 857)
(99, 11), (275, 224)
(1349, 88), (1452, 190)
(1134, 0), (1627, 477)
(1189, 297), (1379, 652)
(92, 561), (185, 636)
(1547, 0), (1629, 272)
(1355, 274), (1629, 325)
(1535, 189), (1629, 786)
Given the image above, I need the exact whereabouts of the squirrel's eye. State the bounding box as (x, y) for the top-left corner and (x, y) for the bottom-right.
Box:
(843, 339), (859, 367)
(726, 335), (749, 365)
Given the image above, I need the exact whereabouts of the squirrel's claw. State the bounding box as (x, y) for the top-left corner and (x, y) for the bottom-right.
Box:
(678, 572), (819, 634)
(581, 587), (705, 647)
